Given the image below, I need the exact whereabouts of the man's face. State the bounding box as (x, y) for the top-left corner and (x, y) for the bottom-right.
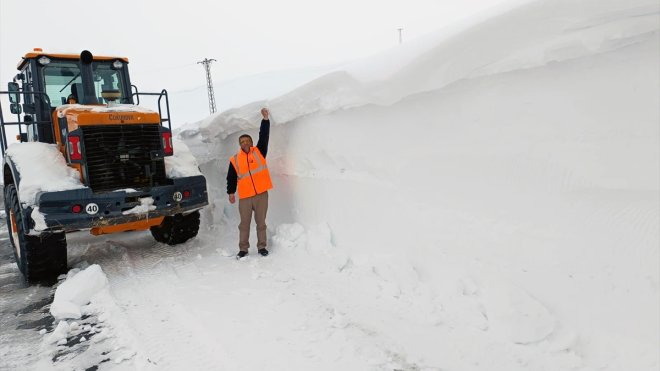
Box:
(240, 136), (253, 153)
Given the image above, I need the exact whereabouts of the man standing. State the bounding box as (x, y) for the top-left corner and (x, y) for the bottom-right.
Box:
(227, 108), (273, 259)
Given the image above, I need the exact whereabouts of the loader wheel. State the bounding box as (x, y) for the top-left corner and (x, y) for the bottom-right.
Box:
(4, 184), (68, 283)
(150, 211), (200, 245)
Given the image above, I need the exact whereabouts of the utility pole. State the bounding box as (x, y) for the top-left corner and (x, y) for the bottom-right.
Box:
(397, 28), (403, 45)
(197, 58), (217, 114)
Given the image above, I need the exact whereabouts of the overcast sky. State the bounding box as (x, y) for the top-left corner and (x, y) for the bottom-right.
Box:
(0, 0), (511, 94)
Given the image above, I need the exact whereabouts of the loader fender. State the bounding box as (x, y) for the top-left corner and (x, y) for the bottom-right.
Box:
(2, 155), (30, 233)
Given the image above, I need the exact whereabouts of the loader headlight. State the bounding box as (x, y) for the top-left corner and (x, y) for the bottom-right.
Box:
(112, 60), (123, 69)
(38, 56), (51, 65)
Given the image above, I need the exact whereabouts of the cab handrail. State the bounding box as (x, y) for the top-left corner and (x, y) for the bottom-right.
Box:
(0, 91), (54, 154)
(130, 86), (172, 132)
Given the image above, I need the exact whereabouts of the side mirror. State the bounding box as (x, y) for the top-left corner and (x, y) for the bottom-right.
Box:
(10, 103), (22, 114)
(7, 82), (20, 104)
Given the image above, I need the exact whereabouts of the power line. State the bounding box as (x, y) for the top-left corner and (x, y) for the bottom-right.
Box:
(197, 58), (217, 114)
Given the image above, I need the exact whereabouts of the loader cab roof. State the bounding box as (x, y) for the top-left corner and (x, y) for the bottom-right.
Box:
(17, 49), (134, 108)
(17, 49), (129, 69)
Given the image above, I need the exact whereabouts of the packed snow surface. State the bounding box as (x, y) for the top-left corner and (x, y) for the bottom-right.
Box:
(1, 0), (658, 370)
(4, 142), (86, 205)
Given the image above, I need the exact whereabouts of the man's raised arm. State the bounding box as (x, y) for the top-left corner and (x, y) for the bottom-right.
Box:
(256, 108), (270, 157)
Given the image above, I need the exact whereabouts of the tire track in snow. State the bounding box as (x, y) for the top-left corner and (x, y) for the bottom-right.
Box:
(101, 237), (236, 370)
(248, 227), (447, 370)
(66, 231), (236, 370)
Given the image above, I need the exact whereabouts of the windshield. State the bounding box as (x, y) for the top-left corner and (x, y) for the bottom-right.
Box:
(93, 63), (124, 102)
(42, 61), (81, 107)
(42, 60), (126, 107)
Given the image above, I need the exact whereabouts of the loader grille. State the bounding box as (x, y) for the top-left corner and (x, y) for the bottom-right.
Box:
(81, 124), (168, 193)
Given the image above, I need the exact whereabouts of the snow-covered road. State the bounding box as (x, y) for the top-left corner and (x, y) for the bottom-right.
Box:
(1, 218), (459, 370)
(0, 216), (52, 370)
(0, 215), (597, 371)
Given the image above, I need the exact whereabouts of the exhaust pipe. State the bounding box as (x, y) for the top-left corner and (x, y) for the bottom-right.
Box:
(79, 50), (99, 105)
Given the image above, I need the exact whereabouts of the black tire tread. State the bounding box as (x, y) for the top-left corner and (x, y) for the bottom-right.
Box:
(4, 184), (68, 282)
(150, 211), (200, 245)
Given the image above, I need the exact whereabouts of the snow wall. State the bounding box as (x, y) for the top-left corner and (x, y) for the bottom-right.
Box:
(180, 0), (659, 368)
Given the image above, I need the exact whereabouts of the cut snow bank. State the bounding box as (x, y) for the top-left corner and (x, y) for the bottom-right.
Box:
(357, 0), (660, 104)
(194, 0), (659, 139)
(197, 71), (367, 140)
(50, 264), (109, 320)
(5, 143), (86, 206)
(179, 0), (659, 369)
(171, 65), (335, 126)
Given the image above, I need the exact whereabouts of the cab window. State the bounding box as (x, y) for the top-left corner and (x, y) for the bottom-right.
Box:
(42, 61), (82, 107)
(93, 63), (124, 104)
(41, 60), (126, 106)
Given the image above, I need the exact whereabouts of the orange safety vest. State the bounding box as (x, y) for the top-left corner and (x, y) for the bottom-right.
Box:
(230, 147), (273, 199)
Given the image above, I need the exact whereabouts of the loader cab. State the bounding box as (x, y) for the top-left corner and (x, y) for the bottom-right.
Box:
(12, 49), (133, 143)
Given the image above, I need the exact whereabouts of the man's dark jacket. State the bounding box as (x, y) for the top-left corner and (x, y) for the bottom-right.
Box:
(226, 119), (270, 194)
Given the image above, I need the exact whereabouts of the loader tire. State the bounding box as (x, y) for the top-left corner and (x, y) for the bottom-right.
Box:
(150, 211), (200, 245)
(4, 184), (68, 283)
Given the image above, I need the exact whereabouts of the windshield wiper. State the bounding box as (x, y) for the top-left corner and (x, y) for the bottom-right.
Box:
(59, 72), (81, 93)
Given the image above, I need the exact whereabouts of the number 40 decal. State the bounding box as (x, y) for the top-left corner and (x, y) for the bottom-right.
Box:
(86, 203), (99, 215)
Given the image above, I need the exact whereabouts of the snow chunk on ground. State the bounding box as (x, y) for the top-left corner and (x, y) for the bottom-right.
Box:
(5, 143), (86, 206)
(122, 197), (156, 215)
(50, 264), (109, 320)
(48, 320), (70, 344)
(165, 138), (203, 178)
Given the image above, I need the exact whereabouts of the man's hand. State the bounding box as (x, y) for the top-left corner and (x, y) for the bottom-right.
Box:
(261, 108), (269, 120)
(228, 194), (236, 204)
